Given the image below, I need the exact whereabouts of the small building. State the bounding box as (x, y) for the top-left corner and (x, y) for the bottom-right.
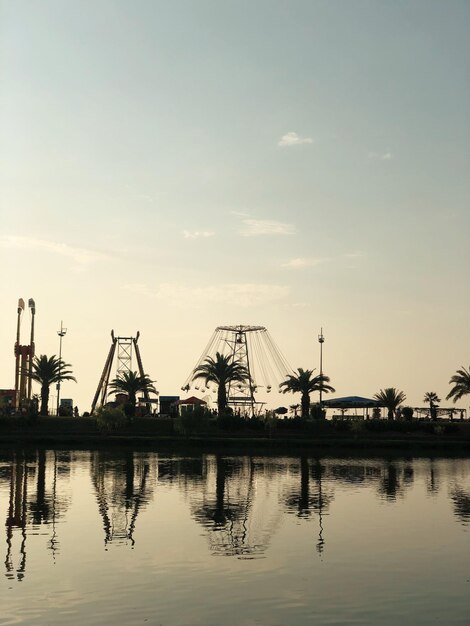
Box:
(159, 395), (180, 416)
(173, 396), (207, 416)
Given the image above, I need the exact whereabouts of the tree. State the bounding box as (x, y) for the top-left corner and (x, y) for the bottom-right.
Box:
(192, 352), (249, 416)
(279, 369), (335, 419)
(423, 391), (441, 421)
(28, 355), (77, 416)
(374, 388), (406, 420)
(446, 366), (470, 404)
(108, 371), (157, 418)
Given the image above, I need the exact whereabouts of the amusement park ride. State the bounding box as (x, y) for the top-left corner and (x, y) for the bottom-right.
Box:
(14, 298), (36, 411)
(90, 331), (154, 415)
(182, 325), (293, 416)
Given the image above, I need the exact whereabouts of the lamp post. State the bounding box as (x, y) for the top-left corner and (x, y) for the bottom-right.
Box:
(56, 321), (67, 416)
(318, 328), (325, 409)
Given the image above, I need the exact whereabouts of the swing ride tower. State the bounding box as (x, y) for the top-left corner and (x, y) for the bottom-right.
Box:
(183, 325), (293, 417)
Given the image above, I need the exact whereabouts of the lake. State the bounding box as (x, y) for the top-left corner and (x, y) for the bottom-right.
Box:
(1, 448), (469, 625)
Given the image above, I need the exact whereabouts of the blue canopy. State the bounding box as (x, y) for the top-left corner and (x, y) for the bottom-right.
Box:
(322, 396), (382, 408)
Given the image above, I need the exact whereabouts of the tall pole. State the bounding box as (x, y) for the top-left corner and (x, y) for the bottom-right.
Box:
(56, 321), (67, 416)
(27, 299), (36, 400)
(318, 328), (325, 409)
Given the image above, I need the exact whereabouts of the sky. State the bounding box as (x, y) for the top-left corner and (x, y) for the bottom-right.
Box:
(1, 0), (469, 413)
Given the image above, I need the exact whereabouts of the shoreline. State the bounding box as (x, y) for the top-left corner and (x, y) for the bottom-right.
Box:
(1, 416), (470, 455)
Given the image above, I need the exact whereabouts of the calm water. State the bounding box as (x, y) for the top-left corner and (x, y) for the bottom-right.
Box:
(0, 448), (469, 625)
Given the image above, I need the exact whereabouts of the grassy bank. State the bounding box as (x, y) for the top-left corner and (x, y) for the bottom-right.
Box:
(1, 416), (470, 454)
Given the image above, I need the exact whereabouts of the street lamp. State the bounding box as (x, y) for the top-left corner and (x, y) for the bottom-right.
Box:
(56, 321), (67, 416)
(318, 328), (325, 408)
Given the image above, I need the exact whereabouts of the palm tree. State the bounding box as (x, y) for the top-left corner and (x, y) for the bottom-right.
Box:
(423, 391), (441, 421)
(192, 352), (249, 416)
(374, 388), (406, 420)
(108, 371), (157, 417)
(279, 369), (335, 419)
(446, 366), (470, 404)
(28, 355), (77, 416)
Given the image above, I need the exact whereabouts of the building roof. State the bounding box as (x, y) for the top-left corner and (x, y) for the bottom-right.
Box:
(322, 395), (382, 408)
(174, 396), (207, 406)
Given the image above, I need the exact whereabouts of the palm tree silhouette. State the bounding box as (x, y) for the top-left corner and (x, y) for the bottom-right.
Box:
(374, 388), (406, 420)
(192, 352), (249, 416)
(280, 369), (335, 419)
(108, 371), (156, 418)
(28, 355), (76, 415)
(423, 392), (441, 421)
(446, 366), (470, 404)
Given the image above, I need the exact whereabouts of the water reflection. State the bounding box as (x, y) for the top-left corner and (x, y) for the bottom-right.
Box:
(283, 457), (334, 555)
(90, 450), (156, 546)
(2, 450), (71, 580)
(1, 449), (469, 579)
(450, 488), (470, 524)
(190, 455), (279, 558)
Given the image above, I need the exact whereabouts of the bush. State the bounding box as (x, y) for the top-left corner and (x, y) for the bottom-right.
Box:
(401, 406), (414, 421)
(310, 404), (326, 420)
(95, 405), (126, 432)
(333, 420), (352, 433)
(217, 414), (247, 431)
(174, 406), (211, 435)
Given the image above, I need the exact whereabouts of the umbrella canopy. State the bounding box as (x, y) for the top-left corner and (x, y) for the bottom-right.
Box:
(322, 396), (382, 409)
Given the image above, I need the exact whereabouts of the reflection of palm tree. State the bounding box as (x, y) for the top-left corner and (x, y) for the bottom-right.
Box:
(280, 369), (335, 418)
(193, 456), (244, 531)
(450, 488), (470, 524)
(283, 458), (333, 555)
(446, 366), (470, 404)
(426, 459), (440, 494)
(379, 462), (400, 500)
(91, 451), (154, 546)
(31, 449), (50, 524)
(374, 388), (406, 420)
(191, 455), (280, 558)
(378, 461), (414, 500)
(284, 457), (313, 518)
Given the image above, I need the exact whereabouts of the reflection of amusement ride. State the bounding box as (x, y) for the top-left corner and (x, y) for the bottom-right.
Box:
(189, 455), (284, 559)
(183, 325), (293, 416)
(91, 451), (157, 546)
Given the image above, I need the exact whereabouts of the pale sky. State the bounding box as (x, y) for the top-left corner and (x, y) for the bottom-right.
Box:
(1, 0), (469, 413)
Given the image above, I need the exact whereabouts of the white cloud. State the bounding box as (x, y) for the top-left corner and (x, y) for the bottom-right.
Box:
(230, 210), (250, 218)
(282, 257), (327, 269)
(182, 230), (215, 240)
(0, 235), (110, 268)
(240, 219), (296, 237)
(278, 132), (313, 147)
(368, 150), (393, 161)
(122, 282), (289, 308)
